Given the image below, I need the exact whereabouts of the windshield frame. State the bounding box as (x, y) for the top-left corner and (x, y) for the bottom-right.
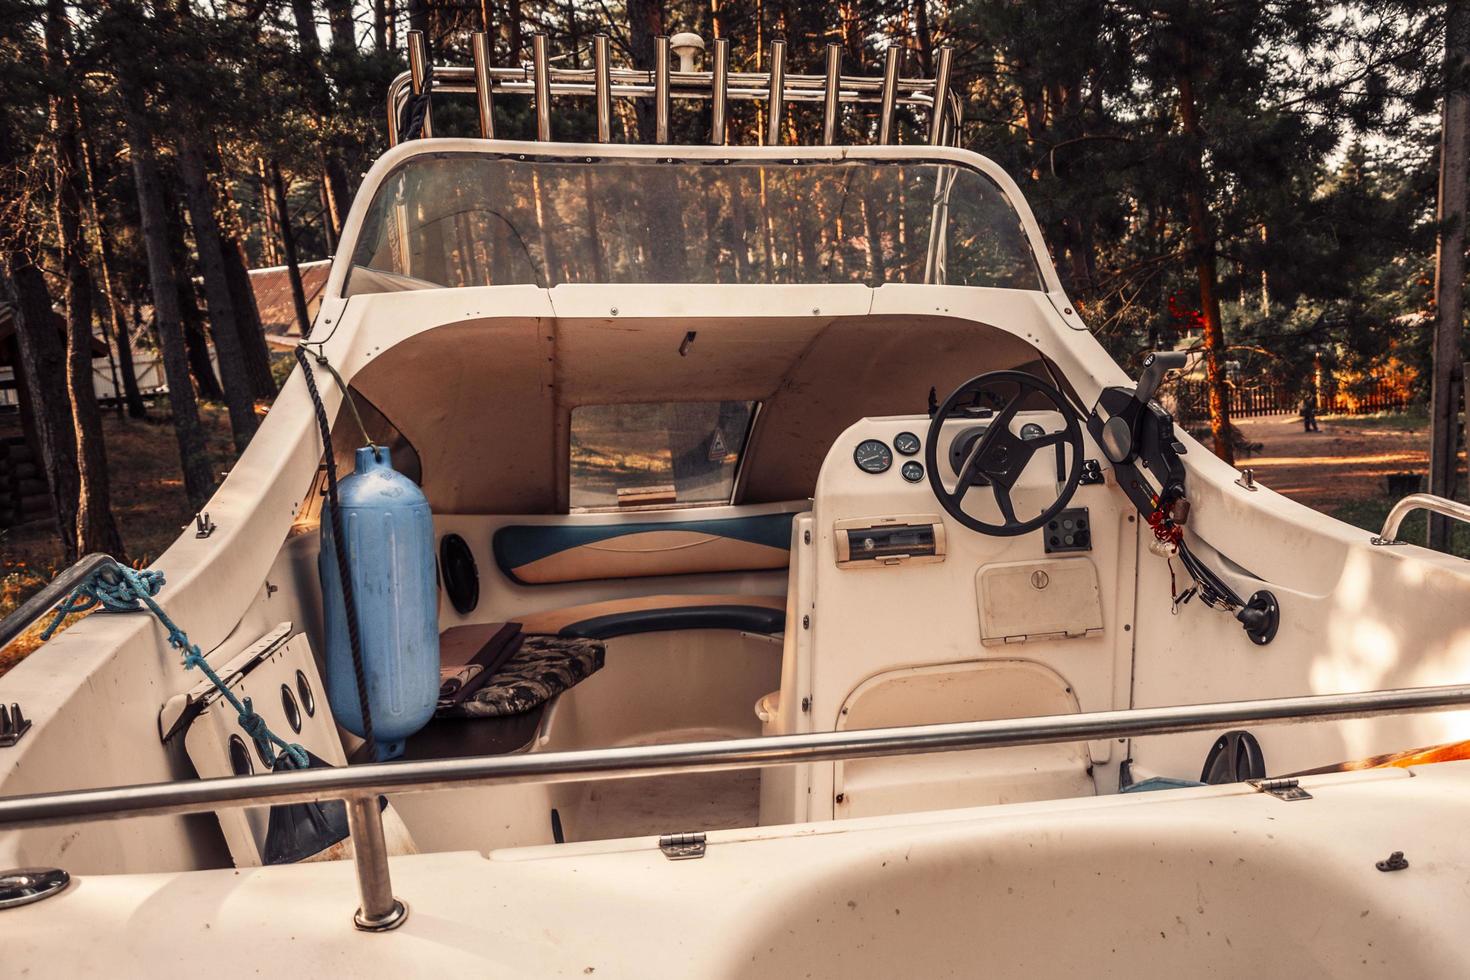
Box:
(329, 140), (1068, 301)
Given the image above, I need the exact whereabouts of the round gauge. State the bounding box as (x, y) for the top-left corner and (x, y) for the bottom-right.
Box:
(894, 431), (921, 456)
(1020, 422), (1047, 441)
(853, 439), (893, 474)
(901, 461), (924, 483)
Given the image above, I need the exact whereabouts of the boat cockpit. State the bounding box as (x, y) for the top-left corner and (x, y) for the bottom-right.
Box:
(5, 131), (1470, 884)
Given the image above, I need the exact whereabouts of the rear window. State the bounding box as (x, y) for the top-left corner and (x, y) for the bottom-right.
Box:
(569, 401), (756, 511)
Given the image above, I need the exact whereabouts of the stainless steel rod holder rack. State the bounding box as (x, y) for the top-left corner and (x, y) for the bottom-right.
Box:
(386, 33), (961, 148)
(765, 39), (787, 146)
(406, 31), (433, 138)
(654, 35), (672, 143)
(5, 682), (1470, 931)
(470, 32), (494, 139)
(822, 44), (842, 145)
(593, 34), (612, 142)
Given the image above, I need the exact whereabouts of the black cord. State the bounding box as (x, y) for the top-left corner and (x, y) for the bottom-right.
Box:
(1176, 539), (1245, 610)
(400, 63), (435, 141)
(294, 346), (376, 754)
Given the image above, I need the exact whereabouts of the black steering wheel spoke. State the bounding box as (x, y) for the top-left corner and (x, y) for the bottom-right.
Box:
(923, 370), (1085, 537)
(1025, 430), (1068, 449)
(992, 481), (1020, 525)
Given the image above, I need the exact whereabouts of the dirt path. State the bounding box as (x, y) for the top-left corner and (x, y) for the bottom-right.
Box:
(1233, 414), (1434, 510)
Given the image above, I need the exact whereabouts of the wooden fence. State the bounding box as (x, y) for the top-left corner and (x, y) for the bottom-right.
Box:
(1170, 373), (1415, 422)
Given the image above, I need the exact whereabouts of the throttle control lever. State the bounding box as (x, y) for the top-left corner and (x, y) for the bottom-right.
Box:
(1134, 350), (1188, 408)
(1096, 350), (1189, 466)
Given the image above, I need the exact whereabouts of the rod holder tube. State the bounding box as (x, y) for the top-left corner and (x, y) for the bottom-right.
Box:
(710, 37), (730, 145)
(822, 44), (842, 145)
(347, 795), (408, 932)
(470, 32), (495, 139)
(878, 46), (901, 144)
(928, 46), (953, 145)
(593, 34), (612, 142)
(406, 30), (433, 139)
(654, 36), (672, 143)
(532, 33), (552, 141)
(766, 39), (787, 146)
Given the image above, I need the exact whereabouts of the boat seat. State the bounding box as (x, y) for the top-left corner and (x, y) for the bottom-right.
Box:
(518, 594), (786, 639)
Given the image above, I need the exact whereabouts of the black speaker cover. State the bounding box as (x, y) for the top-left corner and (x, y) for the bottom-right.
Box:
(439, 533), (480, 615)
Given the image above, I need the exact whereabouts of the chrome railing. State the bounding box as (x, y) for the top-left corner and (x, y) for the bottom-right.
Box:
(1374, 492), (1470, 545)
(387, 30), (962, 148)
(0, 554), (122, 652)
(3, 682), (1470, 930)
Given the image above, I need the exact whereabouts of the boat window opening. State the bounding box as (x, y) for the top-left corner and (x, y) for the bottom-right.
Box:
(569, 401), (756, 512)
(346, 155), (1042, 293)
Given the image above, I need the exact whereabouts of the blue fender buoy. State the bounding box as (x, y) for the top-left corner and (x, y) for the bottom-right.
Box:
(319, 447), (439, 760)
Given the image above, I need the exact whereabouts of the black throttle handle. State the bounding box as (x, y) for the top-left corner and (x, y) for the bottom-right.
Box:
(1135, 351), (1188, 407)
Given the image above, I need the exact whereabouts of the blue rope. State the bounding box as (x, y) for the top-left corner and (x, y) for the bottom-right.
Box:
(41, 565), (308, 770)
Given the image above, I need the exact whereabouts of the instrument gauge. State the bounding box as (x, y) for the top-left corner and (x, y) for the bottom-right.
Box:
(853, 439), (893, 474)
(1020, 422), (1047, 441)
(894, 431), (921, 456)
(901, 461), (925, 483)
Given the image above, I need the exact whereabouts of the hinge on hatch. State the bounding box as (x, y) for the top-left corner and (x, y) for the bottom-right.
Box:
(658, 831), (707, 860)
(1249, 777), (1312, 801)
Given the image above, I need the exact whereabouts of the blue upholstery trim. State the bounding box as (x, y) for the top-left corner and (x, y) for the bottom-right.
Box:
(1120, 776), (1208, 793)
(558, 605), (786, 640)
(493, 513), (795, 576)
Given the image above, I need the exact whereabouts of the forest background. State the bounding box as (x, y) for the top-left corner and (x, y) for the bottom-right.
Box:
(0, 0), (1459, 587)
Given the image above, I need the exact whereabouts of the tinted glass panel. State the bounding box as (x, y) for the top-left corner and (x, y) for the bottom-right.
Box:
(348, 156), (1041, 292)
(569, 401), (755, 510)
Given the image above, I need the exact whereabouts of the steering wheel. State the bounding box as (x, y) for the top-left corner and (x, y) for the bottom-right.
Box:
(924, 371), (1085, 536)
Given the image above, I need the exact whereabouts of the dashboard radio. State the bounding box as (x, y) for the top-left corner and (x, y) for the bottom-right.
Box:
(833, 515), (947, 568)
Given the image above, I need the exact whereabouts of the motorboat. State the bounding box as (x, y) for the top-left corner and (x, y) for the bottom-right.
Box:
(4, 30), (1470, 977)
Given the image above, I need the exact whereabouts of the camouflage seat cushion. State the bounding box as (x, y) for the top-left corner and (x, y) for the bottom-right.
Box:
(442, 635), (605, 719)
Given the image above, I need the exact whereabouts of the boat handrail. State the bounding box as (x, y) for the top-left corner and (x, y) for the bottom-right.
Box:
(3, 681), (1470, 929)
(386, 30), (963, 149)
(1375, 492), (1470, 545)
(0, 554), (123, 652)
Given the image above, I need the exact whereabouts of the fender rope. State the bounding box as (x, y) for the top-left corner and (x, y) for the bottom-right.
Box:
(294, 345), (377, 752)
(41, 564), (307, 769)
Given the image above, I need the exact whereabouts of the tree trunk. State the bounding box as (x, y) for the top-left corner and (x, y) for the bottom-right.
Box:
(177, 138), (259, 452)
(406, 0), (428, 35)
(120, 75), (215, 510)
(221, 234), (277, 397)
(2, 253), (80, 563)
(626, 0), (663, 142)
(256, 157), (281, 266)
(179, 283), (225, 400)
(1176, 48), (1234, 465)
(324, 0), (355, 51)
(208, 143), (279, 399)
(289, 0), (351, 239)
(270, 161), (314, 335)
(1430, 1), (1470, 551)
(47, 0), (125, 559)
(78, 110), (147, 419)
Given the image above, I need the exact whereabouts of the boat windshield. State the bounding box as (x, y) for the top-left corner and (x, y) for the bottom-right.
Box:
(345, 154), (1042, 293)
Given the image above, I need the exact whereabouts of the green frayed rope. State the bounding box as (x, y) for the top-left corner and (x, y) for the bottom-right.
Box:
(42, 564), (308, 770)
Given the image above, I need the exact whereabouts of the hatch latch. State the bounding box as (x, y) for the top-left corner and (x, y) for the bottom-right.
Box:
(658, 832), (707, 860)
(1249, 777), (1312, 801)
